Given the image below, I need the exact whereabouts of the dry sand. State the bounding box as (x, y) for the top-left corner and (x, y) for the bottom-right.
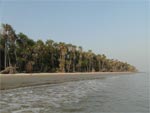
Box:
(0, 72), (134, 90)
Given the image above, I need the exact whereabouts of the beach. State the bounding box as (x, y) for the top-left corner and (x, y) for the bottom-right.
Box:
(0, 72), (133, 90)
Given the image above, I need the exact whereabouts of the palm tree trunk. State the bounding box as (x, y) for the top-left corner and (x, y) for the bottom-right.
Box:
(4, 42), (7, 69)
(98, 61), (100, 71)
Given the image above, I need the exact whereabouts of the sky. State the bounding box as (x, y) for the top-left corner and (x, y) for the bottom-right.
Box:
(0, 0), (149, 72)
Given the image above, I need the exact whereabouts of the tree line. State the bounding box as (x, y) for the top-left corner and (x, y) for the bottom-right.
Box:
(0, 24), (137, 73)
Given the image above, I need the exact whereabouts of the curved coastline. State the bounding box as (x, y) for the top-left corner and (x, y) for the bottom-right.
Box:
(0, 72), (135, 90)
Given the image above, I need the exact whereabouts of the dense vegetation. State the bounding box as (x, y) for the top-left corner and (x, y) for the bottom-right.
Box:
(0, 24), (137, 73)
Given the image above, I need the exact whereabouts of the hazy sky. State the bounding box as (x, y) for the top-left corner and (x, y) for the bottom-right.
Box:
(0, 0), (149, 72)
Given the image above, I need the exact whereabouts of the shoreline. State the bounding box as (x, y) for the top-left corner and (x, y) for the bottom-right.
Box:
(0, 72), (135, 90)
(0, 71), (134, 76)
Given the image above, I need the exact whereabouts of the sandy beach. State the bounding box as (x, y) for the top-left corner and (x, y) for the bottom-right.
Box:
(0, 72), (134, 90)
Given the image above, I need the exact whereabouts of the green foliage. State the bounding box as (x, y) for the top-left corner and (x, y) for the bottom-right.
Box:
(0, 23), (137, 73)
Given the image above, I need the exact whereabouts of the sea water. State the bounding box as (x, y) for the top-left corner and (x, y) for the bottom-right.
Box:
(0, 73), (149, 113)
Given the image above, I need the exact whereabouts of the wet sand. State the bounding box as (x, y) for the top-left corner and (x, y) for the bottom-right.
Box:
(0, 72), (134, 90)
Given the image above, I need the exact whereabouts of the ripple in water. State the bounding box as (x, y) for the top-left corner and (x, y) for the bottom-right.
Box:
(0, 80), (105, 113)
(0, 73), (149, 113)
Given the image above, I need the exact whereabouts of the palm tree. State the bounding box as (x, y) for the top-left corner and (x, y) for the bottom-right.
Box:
(77, 46), (83, 72)
(72, 45), (76, 72)
(101, 54), (106, 71)
(87, 50), (94, 72)
(17, 33), (35, 72)
(96, 54), (102, 72)
(0, 31), (5, 70)
(65, 44), (73, 72)
(1, 24), (18, 73)
(46, 39), (55, 72)
(33, 40), (46, 72)
(58, 42), (67, 72)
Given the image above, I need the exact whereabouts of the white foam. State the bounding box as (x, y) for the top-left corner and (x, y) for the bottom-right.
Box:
(0, 79), (105, 112)
(12, 108), (43, 113)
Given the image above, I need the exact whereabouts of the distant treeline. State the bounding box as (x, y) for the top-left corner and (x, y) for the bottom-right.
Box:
(0, 24), (137, 73)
